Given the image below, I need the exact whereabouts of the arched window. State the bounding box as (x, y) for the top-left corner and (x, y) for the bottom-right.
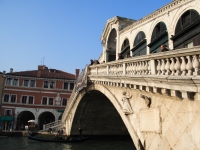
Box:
(172, 9), (200, 49)
(132, 31), (146, 56)
(148, 22), (168, 53)
(107, 29), (117, 62)
(121, 39), (130, 58)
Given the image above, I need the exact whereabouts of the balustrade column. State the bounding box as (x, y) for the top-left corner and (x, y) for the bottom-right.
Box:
(161, 59), (166, 75)
(181, 56), (186, 76)
(133, 62), (136, 75)
(148, 61), (151, 75)
(165, 58), (170, 75)
(123, 63), (126, 75)
(157, 60), (161, 75)
(175, 57), (181, 75)
(170, 58), (175, 75)
(193, 55), (200, 75)
(144, 61), (148, 75)
(186, 56), (192, 75)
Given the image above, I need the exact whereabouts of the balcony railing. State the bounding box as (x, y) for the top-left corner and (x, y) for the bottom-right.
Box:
(89, 46), (200, 77)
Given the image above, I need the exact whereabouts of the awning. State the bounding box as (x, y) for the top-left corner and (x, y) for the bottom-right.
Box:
(0, 116), (14, 121)
(57, 110), (64, 113)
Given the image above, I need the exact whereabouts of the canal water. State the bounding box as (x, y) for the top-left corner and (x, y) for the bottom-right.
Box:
(0, 137), (136, 150)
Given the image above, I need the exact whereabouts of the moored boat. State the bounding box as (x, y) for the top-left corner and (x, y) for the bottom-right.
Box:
(28, 135), (93, 143)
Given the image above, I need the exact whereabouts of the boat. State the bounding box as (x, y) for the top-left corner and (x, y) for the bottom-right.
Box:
(28, 135), (93, 143)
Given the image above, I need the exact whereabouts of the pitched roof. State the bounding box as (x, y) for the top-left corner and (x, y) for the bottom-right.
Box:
(6, 69), (76, 80)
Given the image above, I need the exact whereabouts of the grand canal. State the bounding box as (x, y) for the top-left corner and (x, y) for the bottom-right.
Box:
(0, 137), (136, 150)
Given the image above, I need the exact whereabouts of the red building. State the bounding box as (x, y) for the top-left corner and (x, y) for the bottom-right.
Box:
(0, 65), (79, 130)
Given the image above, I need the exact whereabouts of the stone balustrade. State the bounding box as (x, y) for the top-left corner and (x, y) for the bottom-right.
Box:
(89, 46), (200, 77)
(44, 120), (62, 130)
(62, 87), (78, 123)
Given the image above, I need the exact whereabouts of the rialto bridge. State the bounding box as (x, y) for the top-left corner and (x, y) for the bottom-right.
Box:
(61, 46), (200, 150)
(60, 0), (200, 150)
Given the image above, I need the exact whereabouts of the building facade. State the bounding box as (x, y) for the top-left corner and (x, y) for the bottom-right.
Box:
(0, 65), (79, 130)
(100, 0), (200, 62)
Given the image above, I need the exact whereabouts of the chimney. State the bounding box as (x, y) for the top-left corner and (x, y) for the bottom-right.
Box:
(10, 68), (13, 73)
(37, 65), (42, 77)
(75, 69), (80, 79)
(3, 71), (6, 75)
(38, 65), (43, 70)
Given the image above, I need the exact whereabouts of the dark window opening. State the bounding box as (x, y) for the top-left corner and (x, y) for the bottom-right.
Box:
(30, 80), (35, 87)
(42, 97), (47, 105)
(62, 99), (67, 106)
(6, 78), (12, 85)
(44, 81), (48, 88)
(28, 96), (34, 104)
(49, 98), (53, 105)
(4, 94), (9, 102)
(50, 82), (54, 89)
(64, 82), (68, 89)
(70, 83), (74, 90)
(13, 79), (18, 86)
(24, 80), (29, 87)
(5, 109), (11, 115)
(11, 95), (16, 103)
(22, 96), (27, 104)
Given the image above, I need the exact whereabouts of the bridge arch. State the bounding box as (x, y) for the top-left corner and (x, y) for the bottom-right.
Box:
(65, 84), (139, 149)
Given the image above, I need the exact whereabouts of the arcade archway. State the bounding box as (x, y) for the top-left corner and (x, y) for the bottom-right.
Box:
(17, 111), (35, 130)
(38, 112), (55, 130)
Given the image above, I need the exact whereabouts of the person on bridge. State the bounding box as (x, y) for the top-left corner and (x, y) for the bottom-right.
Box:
(160, 44), (169, 52)
(118, 53), (124, 60)
(79, 128), (82, 139)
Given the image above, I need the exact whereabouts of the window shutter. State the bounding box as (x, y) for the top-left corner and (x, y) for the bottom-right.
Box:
(175, 19), (182, 34)
(191, 10), (200, 24)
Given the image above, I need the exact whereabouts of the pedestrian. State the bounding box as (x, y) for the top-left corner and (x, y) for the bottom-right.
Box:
(90, 59), (94, 65)
(118, 53), (124, 60)
(79, 128), (82, 139)
(160, 44), (169, 52)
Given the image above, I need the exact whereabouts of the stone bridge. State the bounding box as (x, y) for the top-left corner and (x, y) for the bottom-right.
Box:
(62, 47), (200, 150)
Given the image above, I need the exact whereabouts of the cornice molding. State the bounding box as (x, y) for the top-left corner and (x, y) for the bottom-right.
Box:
(5, 75), (76, 82)
(119, 0), (193, 35)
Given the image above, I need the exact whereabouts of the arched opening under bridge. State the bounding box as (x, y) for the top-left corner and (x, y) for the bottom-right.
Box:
(71, 90), (136, 146)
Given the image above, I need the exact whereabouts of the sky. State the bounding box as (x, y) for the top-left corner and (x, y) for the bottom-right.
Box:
(0, 0), (172, 75)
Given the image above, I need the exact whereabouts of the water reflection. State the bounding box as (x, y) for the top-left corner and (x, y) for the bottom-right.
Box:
(0, 137), (136, 150)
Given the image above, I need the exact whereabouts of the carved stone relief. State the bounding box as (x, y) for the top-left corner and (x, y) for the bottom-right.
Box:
(140, 94), (151, 108)
(121, 91), (133, 115)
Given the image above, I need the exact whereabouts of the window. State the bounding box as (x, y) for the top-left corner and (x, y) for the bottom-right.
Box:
(184, 41), (193, 48)
(182, 11), (190, 28)
(64, 82), (68, 89)
(6, 78), (12, 85)
(44, 81), (48, 88)
(4, 94), (9, 102)
(24, 80), (29, 87)
(62, 98), (67, 106)
(30, 80), (35, 87)
(42, 97), (47, 105)
(28, 96), (34, 104)
(50, 82), (55, 89)
(4, 109), (12, 115)
(13, 79), (19, 86)
(70, 83), (74, 90)
(22, 96), (27, 104)
(49, 98), (54, 105)
(11, 95), (16, 103)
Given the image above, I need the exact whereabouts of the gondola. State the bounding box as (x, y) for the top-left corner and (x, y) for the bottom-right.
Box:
(28, 135), (93, 143)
